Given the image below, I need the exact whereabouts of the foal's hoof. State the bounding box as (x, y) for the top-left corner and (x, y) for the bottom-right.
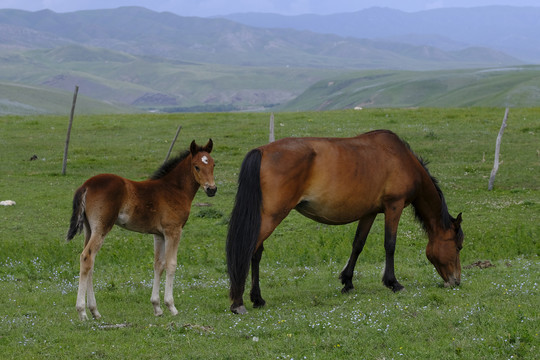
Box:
(78, 311), (89, 321)
(231, 305), (248, 315)
(153, 306), (164, 317)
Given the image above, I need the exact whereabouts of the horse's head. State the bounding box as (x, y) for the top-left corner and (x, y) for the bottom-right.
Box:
(190, 139), (217, 197)
(426, 213), (463, 287)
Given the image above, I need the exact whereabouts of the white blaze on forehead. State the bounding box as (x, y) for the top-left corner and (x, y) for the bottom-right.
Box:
(201, 155), (209, 164)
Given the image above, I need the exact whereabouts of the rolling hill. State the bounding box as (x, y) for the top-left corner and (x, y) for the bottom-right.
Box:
(0, 7), (538, 114)
(280, 66), (540, 111)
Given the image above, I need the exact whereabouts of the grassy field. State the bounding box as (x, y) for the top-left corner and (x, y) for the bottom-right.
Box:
(0, 109), (538, 359)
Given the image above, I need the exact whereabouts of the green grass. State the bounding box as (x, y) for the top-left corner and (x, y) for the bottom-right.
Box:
(0, 109), (538, 358)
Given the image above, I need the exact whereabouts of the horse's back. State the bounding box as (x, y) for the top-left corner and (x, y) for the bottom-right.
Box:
(258, 130), (424, 224)
(82, 173), (129, 201)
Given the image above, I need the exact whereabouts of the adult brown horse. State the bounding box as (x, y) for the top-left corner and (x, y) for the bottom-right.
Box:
(226, 130), (463, 314)
(66, 139), (216, 320)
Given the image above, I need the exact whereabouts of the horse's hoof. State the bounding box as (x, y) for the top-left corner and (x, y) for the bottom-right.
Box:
(154, 307), (164, 317)
(231, 305), (247, 314)
(252, 299), (266, 308)
(392, 283), (405, 292)
(169, 306), (179, 316)
(91, 310), (102, 320)
(78, 311), (89, 321)
(341, 285), (354, 294)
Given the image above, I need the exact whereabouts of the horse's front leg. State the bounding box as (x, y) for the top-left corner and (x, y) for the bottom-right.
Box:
(162, 229), (182, 316)
(151, 234), (166, 316)
(340, 214), (376, 293)
(250, 245), (266, 308)
(382, 202), (405, 292)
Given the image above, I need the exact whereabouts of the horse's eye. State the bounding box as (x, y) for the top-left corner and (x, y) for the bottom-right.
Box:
(195, 165), (200, 172)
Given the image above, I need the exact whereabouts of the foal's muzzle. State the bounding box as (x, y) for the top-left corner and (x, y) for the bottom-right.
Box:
(204, 185), (217, 197)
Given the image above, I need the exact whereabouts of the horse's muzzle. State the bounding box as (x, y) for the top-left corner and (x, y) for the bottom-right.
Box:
(205, 185), (217, 197)
(444, 274), (461, 288)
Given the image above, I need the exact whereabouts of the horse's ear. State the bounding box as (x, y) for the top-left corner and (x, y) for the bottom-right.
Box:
(190, 140), (198, 155)
(454, 212), (463, 227)
(204, 138), (213, 153)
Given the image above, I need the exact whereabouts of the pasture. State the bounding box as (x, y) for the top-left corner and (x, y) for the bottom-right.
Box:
(0, 108), (538, 359)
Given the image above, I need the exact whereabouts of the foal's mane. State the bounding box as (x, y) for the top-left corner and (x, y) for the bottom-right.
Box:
(400, 138), (453, 231)
(150, 150), (190, 180)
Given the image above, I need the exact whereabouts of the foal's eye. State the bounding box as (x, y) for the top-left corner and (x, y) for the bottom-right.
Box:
(195, 165), (200, 172)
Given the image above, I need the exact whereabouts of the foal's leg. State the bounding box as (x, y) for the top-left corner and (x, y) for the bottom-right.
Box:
(340, 214), (377, 293)
(162, 229), (182, 316)
(382, 202), (405, 292)
(76, 229), (106, 320)
(151, 234), (166, 316)
(82, 225), (101, 320)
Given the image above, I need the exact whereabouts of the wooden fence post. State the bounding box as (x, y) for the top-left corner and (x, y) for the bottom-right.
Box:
(488, 108), (509, 190)
(62, 85), (79, 175)
(164, 125), (182, 164)
(269, 113), (275, 143)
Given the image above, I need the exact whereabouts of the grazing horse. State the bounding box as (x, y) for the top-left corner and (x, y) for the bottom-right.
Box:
(226, 130), (463, 314)
(66, 139), (216, 320)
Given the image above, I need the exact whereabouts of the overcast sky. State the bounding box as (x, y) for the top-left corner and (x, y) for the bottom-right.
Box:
(1, 0), (539, 17)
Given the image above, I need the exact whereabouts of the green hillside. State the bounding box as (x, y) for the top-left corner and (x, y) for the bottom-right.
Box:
(0, 82), (133, 115)
(0, 45), (344, 114)
(1, 8), (536, 115)
(280, 66), (540, 110)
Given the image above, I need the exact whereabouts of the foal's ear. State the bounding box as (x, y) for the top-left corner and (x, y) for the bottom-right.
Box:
(204, 138), (213, 153)
(190, 140), (198, 155)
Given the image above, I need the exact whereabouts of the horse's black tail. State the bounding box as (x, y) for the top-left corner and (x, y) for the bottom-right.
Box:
(226, 149), (263, 303)
(66, 187), (87, 242)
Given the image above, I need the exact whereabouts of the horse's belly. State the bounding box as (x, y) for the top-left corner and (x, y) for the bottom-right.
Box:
(295, 199), (374, 225)
(116, 212), (158, 234)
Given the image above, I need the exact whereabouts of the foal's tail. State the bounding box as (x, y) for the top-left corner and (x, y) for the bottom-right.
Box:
(66, 187), (87, 242)
(226, 149), (263, 302)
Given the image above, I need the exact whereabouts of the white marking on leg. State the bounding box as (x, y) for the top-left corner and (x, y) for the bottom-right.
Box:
(86, 270), (101, 319)
(152, 235), (165, 316)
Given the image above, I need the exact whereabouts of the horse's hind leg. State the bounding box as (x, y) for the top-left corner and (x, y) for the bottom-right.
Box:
(245, 212), (288, 311)
(382, 202), (405, 292)
(250, 245), (265, 308)
(77, 228), (106, 320)
(340, 214), (376, 293)
(151, 234), (166, 316)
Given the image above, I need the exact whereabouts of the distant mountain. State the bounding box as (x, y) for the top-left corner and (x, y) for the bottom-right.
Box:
(0, 7), (535, 114)
(221, 6), (540, 63)
(0, 7), (522, 69)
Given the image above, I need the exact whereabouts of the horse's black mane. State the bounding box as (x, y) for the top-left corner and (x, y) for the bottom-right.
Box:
(150, 150), (190, 180)
(399, 138), (453, 231)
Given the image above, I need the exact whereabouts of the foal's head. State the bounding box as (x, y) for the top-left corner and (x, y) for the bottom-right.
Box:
(190, 139), (217, 197)
(426, 213), (463, 287)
